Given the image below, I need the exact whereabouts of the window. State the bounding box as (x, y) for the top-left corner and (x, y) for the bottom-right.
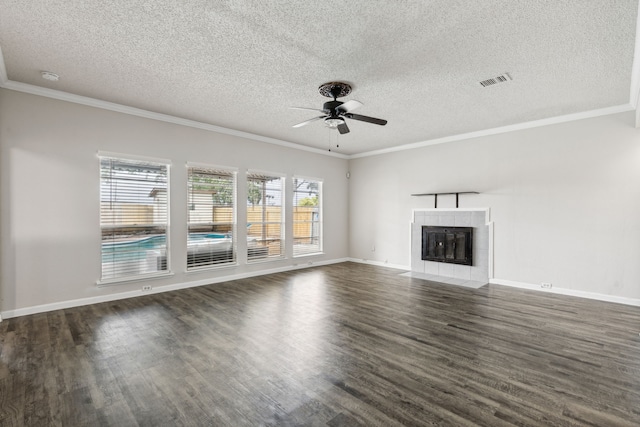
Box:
(247, 172), (284, 262)
(99, 155), (170, 282)
(293, 177), (322, 256)
(187, 165), (236, 269)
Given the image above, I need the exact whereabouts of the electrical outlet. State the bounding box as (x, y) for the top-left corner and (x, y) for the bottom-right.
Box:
(371, 245), (375, 252)
(541, 282), (552, 289)
(142, 285), (152, 292)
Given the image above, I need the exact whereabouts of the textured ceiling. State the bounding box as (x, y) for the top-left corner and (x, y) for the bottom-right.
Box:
(0, 1), (638, 155)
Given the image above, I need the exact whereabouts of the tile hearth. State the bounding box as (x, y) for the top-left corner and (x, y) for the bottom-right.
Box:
(399, 271), (487, 289)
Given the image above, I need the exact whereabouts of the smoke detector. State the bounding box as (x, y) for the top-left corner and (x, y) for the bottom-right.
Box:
(41, 71), (60, 81)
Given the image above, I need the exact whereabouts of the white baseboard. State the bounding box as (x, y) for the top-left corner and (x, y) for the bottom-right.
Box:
(0, 258), (349, 320)
(5, 262), (638, 320)
(490, 278), (640, 307)
(347, 258), (410, 271)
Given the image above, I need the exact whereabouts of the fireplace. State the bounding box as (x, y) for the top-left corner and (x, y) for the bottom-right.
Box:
(422, 226), (473, 266)
(411, 209), (490, 283)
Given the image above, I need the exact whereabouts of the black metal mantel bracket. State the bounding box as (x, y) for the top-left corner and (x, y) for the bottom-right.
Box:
(410, 191), (479, 208)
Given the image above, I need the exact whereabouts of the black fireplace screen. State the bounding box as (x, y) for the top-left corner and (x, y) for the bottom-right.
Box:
(422, 226), (473, 265)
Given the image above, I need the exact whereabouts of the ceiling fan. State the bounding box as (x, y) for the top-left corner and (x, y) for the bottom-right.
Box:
(291, 82), (387, 134)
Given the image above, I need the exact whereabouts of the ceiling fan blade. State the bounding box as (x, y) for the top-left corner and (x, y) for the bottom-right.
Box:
(344, 113), (387, 126)
(292, 116), (326, 128)
(291, 106), (327, 113)
(337, 121), (350, 134)
(336, 100), (363, 113)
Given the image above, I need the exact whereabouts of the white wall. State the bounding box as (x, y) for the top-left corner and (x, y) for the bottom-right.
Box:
(349, 112), (640, 300)
(0, 89), (349, 314)
(3, 87), (640, 315)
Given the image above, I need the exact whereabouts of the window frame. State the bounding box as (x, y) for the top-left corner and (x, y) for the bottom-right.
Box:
(292, 176), (323, 257)
(186, 163), (238, 271)
(97, 152), (172, 285)
(246, 170), (286, 263)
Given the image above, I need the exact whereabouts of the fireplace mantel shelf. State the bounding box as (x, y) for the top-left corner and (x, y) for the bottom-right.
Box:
(411, 191), (479, 196)
(410, 191), (479, 208)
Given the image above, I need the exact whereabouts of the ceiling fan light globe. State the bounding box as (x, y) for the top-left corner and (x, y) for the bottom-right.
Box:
(324, 117), (345, 128)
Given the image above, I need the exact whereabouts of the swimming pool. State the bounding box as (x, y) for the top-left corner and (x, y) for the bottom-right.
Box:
(101, 233), (229, 263)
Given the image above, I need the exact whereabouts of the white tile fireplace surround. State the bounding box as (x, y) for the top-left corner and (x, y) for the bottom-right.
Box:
(405, 209), (493, 288)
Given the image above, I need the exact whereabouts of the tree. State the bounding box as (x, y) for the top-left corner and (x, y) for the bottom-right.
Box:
(298, 195), (318, 207)
(294, 179), (318, 193)
(191, 175), (233, 205)
(294, 179), (319, 206)
(247, 181), (263, 206)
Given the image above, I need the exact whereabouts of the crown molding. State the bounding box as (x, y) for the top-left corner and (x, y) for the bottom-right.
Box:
(0, 50), (348, 160)
(0, 80), (350, 160)
(350, 104), (635, 159)
(0, 44), (637, 160)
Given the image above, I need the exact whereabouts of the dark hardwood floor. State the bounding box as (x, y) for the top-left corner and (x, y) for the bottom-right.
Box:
(1, 262), (640, 426)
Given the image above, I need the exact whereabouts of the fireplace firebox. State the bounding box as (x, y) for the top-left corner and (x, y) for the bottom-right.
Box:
(422, 226), (473, 265)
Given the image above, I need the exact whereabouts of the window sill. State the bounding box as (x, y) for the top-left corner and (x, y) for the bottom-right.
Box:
(293, 252), (324, 258)
(185, 262), (238, 274)
(97, 271), (174, 287)
(247, 256), (286, 265)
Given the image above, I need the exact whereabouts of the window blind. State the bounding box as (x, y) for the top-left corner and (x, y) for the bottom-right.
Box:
(292, 177), (322, 257)
(100, 156), (169, 281)
(187, 166), (236, 269)
(247, 172), (284, 262)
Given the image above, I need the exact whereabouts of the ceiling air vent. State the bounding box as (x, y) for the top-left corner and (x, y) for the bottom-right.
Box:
(479, 72), (512, 87)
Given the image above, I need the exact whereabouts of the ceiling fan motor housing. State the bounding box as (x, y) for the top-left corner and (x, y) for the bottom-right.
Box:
(323, 100), (345, 117)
